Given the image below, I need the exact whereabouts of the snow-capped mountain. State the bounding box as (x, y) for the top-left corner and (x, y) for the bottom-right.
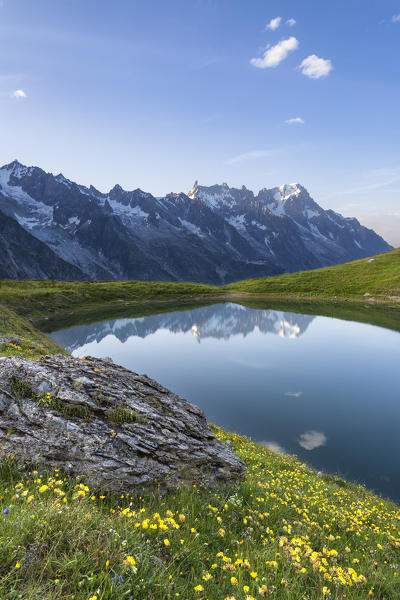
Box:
(0, 160), (392, 283)
(188, 181), (390, 272)
(49, 304), (316, 352)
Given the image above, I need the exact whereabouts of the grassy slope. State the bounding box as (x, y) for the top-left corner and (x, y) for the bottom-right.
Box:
(0, 305), (66, 359)
(0, 427), (398, 600)
(0, 250), (399, 325)
(0, 279), (220, 319)
(227, 248), (400, 301)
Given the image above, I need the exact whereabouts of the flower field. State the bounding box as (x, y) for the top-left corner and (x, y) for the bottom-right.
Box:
(0, 426), (399, 599)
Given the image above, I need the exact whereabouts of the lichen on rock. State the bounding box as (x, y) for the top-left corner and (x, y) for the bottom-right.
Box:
(0, 355), (245, 491)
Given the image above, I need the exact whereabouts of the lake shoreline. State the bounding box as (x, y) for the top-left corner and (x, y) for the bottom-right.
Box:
(1, 272), (400, 598)
(1, 292), (400, 362)
(32, 290), (400, 328)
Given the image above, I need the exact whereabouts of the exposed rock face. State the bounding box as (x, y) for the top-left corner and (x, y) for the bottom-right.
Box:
(0, 355), (245, 491)
(0, 207), (86, 280)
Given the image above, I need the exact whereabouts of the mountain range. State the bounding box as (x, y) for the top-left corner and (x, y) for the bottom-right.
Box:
(0, 160), (392, 284)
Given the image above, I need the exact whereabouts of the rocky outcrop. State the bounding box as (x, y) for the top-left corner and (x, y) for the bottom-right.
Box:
(0, 355), (244, 491)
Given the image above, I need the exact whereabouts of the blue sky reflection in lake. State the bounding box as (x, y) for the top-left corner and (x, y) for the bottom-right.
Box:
(50, 303), (400, 502)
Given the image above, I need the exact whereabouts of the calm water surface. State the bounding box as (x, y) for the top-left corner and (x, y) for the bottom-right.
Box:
(49, 303), (400, 503)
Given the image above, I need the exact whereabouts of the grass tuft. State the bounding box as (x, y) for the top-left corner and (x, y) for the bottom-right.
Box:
(108, 403), (147, 425)
(9, 376), (37, 400)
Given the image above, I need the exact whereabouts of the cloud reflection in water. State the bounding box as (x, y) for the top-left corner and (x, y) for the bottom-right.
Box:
(298, 430), (327, 451)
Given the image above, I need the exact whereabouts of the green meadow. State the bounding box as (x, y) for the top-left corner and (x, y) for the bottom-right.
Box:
(0, 249), (399, 599)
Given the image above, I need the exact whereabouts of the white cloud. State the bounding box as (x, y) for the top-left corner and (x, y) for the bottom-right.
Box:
(392, 14), (400, 23)
(225, 150), (271, 165)
(260, 441), (286, 454)
(285, 391), (303, 397)
(250, 37), (299, 69)
(12, 89), (27, 99)
(266, 16), (281, 31)
(298, 430), (327, 451)
(299, 54), (332, 79)
(285, 117), (304, 125)
(286, 18), (296, 27)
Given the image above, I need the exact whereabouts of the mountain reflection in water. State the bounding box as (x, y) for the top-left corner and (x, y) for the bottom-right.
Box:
(50, 303), (315, 352)
(49, 302), (400, 504)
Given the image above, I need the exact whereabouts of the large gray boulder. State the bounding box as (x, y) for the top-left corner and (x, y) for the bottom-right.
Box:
(0, 355), (244, 491)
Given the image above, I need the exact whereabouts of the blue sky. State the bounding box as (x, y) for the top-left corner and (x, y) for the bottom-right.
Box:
(1, 0), (400, 231)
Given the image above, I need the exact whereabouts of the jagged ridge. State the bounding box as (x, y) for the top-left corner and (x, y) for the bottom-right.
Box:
(0, 160), (392, 283)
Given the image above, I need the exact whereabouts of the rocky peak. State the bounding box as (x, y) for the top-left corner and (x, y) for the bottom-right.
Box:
(188, 180), (199, 198)
(109, 183), (125, 199)
(2, 159), (35, 180)
(279, 183), (302, 201)
(4, 159), (22, 171)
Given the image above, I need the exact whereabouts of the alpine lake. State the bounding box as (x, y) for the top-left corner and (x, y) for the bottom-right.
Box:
(47, 301), (400, 504)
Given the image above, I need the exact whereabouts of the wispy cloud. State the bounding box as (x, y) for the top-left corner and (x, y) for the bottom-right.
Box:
(285, 117), (304, 125)
(299, 55), (332, 79)
(201, 114), (221, 124)
(266, 16), (281, 31)
(324, 166), (400, 198)
(299, 430), (327, 450)
(225, 150), (272, 165)
(0, 73), (24, 81)
(250, 37), (299, 69)
(285, 391), (303, 397)
(286, 18), (296, 27)
(194, 55), (225, 70)
(12, 89), (27, 99)
(392, 14), (400, 23)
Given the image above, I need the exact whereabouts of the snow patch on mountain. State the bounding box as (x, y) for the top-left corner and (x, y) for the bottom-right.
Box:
(280, 183), (301, 201)
(267, 198), (285, 216)
(178, 218), (203, 236)
(227, 214), (246, 231)
(309, 223), (324, 239)
(304, 208), (320, 219)
(107, 198), (149, 220)
(251, 220), (267, 230)
(264, 235), (275, 255)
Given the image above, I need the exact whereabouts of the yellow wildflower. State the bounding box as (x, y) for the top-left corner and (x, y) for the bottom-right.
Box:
(123, 555), (136, 567)
(250, 571), (257, 579)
